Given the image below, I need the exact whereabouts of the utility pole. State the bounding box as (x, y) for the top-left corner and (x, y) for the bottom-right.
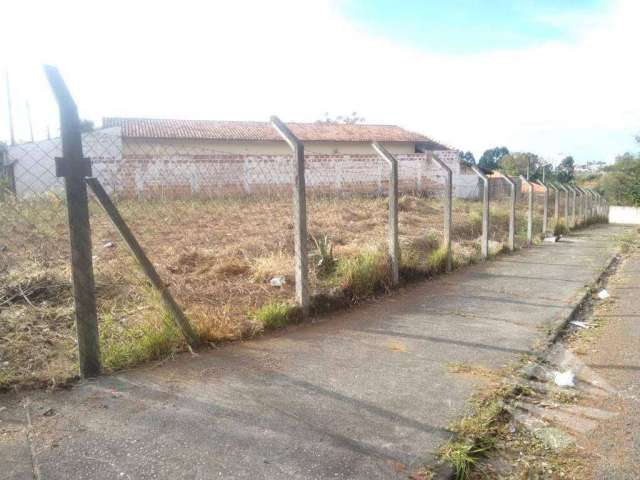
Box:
(26, 101), (34, 142)
(5, 70), (15, 145)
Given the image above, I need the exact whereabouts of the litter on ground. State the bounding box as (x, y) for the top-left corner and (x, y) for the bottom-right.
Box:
(553, 370), (576, 388)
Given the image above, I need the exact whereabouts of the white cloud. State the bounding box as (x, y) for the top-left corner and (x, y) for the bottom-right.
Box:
(1, 0), (638, 163)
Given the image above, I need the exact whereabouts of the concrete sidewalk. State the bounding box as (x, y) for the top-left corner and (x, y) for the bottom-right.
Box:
(0, 224), (630, 480)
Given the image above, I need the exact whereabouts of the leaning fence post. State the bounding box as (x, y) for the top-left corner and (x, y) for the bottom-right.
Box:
(430, 153), (453, 270)
(519, 175), (534, 245)
(270, 116), (310, 316)
(44, 65), (100, 378)
(471, 166), (489, 259)
(86, 178), (200, 346)
(372, 143), (400, 286)
(538, 181), (549, 235)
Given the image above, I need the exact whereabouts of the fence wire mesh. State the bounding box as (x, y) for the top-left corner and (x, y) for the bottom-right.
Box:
(4, 119), (600, 387)
(1, 140), (73, 385)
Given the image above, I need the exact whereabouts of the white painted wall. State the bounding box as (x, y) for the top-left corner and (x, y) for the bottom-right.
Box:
(8, 130), (480, 200)
(7, 127), (122, 197)
(609, 206), (640, 224)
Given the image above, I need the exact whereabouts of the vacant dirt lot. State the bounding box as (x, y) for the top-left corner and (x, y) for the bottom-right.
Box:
(0, 192), (543, 389)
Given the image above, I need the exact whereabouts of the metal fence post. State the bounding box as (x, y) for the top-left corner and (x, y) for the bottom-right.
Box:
(430, 153), (453, 270)
(519, 175), (534, 245)
(270, 116), (309, 316)
(372, 143), (400, 286)
(538, 181), (549, 235)
(471, 166), (489, 258)
(44, 65), (100, 378)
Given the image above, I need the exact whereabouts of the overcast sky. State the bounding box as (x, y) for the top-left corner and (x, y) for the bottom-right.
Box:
(1, 0), (639, 164)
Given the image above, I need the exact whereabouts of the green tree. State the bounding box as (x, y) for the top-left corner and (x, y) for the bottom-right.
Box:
(478, 146), (509, 170)
(597, 152), (640, 205)
(556, 156), (575, 183)
(499, 152), (542, 179)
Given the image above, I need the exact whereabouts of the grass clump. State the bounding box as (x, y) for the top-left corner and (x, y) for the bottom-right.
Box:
(253, 301), (298, 329)
(336, 249), (390, 300)
(440, 441), (487, 480)
(100, 309), (183, 371)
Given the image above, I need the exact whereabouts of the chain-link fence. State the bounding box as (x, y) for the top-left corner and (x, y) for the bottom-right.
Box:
(1, 69), (610, 388)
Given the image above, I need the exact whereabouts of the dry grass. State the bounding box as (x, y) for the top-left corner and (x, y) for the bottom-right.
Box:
(0, 192), (567, 388)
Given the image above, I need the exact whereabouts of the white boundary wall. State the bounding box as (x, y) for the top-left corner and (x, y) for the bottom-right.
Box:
(609, 206), (640, 224)
(8, 130), (480, 200)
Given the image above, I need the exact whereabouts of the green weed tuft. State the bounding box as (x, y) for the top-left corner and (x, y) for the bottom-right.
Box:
(100, 309), (183, 371)
(337, 249), (390, 300)
(253, 301), (297, 329)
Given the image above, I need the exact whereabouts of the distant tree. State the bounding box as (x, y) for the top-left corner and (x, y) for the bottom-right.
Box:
(317, 112), (365, 124)
(499, 152), (542, 179)
(596, 152), (640, 205)
(461, 151), (476, 165)
(478, 147), (509, 170)
(556, 156), (575, 183)
(79, 119), (95, 132)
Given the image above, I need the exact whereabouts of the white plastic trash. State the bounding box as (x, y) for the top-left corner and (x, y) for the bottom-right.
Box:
(269, 276), (286, 287)
(597, 289), (610, 300)
(553, 370), (576, 388)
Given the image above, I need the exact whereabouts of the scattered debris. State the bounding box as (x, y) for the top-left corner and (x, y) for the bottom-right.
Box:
(553, 370), (576, 388)
(544, 235), (559, 243)
(42, 408), (56, 417)
(103, 241), (115, 249)
(269, 275), (286, 287)
(570, 321), (589, 329)
(596, 289), (609, 300)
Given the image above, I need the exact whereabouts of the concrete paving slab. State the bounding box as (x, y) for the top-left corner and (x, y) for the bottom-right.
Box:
(0, 224), (630, 480)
